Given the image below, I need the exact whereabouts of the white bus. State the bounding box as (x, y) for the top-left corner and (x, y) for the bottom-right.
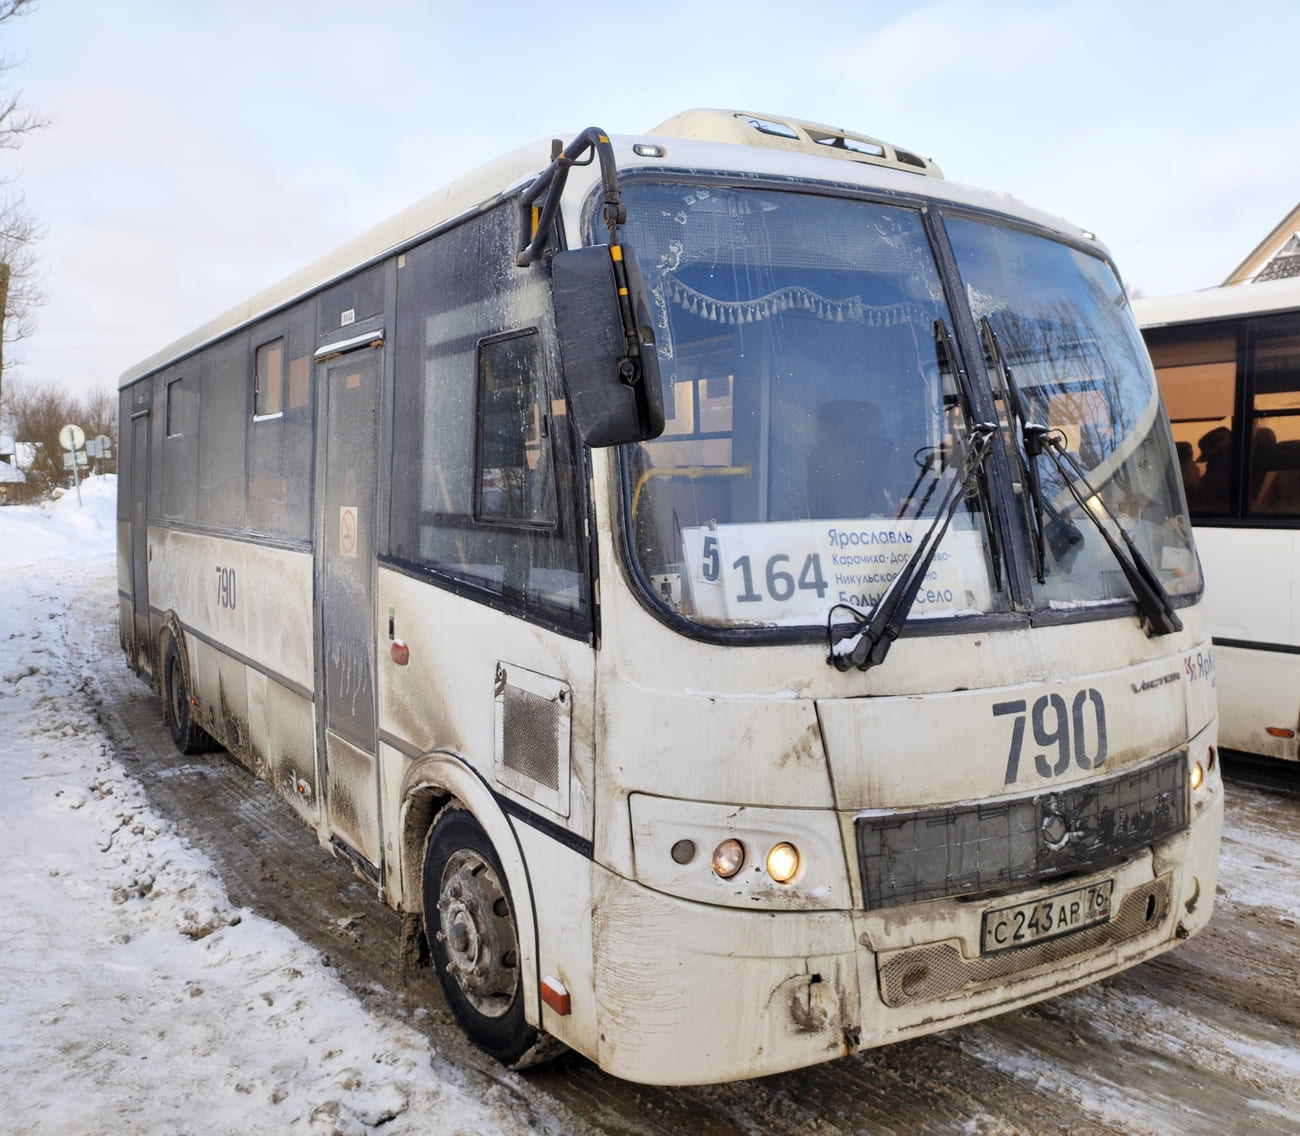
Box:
(118, 108), (1222, 1085)
(1137, 278), (1300, 763)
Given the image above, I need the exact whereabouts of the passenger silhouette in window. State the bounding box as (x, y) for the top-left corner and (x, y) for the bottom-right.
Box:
(1176, 440), (1201, 498)
(1193, 426), (1232, 513)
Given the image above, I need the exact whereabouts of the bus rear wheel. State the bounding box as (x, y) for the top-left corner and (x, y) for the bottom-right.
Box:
(163, 638), (212, 755)
(422, 807), (541, 1067)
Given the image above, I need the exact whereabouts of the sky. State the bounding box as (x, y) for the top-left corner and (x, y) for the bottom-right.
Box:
(3, 0), (1300, 400)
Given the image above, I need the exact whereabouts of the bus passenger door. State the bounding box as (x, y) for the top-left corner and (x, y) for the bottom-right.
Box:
(316, 342), (383, 870)
(129, 411), (151, 676)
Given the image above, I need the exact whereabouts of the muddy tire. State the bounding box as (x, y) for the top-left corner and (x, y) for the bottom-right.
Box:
(163, 637), (212, 755)
(423, 807), (542, 1067)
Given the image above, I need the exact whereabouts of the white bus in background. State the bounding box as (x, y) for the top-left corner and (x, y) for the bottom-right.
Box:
(118, 108), (1222, 1085)
(1137, 278), (1300, 764)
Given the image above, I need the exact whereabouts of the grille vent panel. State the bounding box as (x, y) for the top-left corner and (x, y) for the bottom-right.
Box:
(855, 752), (1188, 910)
(502, 683), (562, 791)
(493, 662), (571, 817)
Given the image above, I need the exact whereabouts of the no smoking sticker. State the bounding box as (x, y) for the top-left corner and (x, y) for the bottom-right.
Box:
(339, 506), (359, 558)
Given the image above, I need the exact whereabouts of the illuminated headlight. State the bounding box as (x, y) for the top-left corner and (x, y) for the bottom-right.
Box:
(629, 793), (848, 910)
(1190, 761), (1204, 792)
(711, 838), (745, 879)
(766, 842), (800, 883)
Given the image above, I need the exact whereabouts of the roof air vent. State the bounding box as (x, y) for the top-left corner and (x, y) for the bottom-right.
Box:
(645, 109), (943, 178)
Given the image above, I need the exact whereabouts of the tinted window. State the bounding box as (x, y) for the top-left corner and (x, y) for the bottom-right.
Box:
(249, 307), (315, 540)
(388, 203), (588, 625)
(1247, 318), (1300, 516)
(320, 265), (385, 336)
(1146, 324), (1238, 516)
(198, 335), (248, 528)
(476, 330), (557, 526)
(161, 368), (198, 522)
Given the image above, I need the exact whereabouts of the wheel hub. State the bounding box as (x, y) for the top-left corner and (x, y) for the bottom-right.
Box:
(437, 849), (519, 1017)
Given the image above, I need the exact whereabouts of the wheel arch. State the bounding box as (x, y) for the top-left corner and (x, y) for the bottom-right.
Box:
(154, 612), (189, 700)
(397, 750), (542, 1027)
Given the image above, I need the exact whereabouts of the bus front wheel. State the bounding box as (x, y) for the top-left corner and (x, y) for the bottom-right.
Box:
(163, 638), (211, 755)
(422, 807), (540, 1067)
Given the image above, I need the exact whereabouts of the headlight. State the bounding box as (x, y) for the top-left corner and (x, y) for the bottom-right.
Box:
(711, 838), (745, 879)
(629, 792), (848, 909)
(766, 842), (800, 883)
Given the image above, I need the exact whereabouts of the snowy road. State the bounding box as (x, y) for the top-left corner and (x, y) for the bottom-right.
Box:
(3, 482), (1299, 1134)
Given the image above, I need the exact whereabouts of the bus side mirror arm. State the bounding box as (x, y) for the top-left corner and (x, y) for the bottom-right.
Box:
(518, 127), (662, 447)
(551, 244), (664, 448)
(518, 128), (622, 269)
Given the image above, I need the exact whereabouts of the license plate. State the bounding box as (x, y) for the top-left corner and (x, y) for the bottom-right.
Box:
(981, 879), (1114, 954)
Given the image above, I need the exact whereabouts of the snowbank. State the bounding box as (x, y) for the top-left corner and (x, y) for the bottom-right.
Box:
(0, 478), (538, 1134)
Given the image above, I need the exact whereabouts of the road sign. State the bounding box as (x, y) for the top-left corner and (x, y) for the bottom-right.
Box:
(59, 424), (86, 452)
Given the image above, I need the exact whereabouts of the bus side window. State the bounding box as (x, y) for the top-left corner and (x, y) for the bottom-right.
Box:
(1147, 329), (1237, 516)
(248, 307), (315, 541)
(475, 329), (556, 526)
(1248, 322), (1300, 517)
(388, 200), (589, 625)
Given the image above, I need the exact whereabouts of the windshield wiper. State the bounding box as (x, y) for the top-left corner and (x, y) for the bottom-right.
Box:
(1037, 434), (1182, 636)
(935, 318), (1003, 590)
(980, 317), (1082, 582)
(978, 316), (1178, 636)
(827, 422), (997, 671)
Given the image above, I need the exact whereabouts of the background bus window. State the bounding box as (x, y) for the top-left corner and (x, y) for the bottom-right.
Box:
(1248, 320), (1300, 516)
(1147, 329), (1238, 515)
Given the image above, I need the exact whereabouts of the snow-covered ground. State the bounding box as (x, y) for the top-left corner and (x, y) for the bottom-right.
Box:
(4, 477), (1300, 1136)
(0, 478), (538, 1135)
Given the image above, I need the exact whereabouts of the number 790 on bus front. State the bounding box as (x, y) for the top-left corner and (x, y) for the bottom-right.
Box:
(993, 688), (1107, 785)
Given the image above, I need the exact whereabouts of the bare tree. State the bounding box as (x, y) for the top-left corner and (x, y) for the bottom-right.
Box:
(0, 0), (49, 413)
(2, 375), (115, 497)
(1, 196), (44, 390)
(82, 384), (117, 442)
(3, 375), (74, 494)
(0, 2), (46, 146)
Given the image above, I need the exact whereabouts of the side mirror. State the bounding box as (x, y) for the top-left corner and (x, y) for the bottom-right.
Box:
(551, 245), (664, 448)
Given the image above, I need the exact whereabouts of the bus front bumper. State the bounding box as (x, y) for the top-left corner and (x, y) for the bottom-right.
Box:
(589, 795), (1221, 1085)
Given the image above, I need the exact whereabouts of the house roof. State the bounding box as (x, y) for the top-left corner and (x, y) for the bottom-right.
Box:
(1223, 200), (1300, 284)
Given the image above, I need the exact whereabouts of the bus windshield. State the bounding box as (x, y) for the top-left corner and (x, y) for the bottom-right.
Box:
(616, 182), (1198, 630)
(945, 216), (1201, 610)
